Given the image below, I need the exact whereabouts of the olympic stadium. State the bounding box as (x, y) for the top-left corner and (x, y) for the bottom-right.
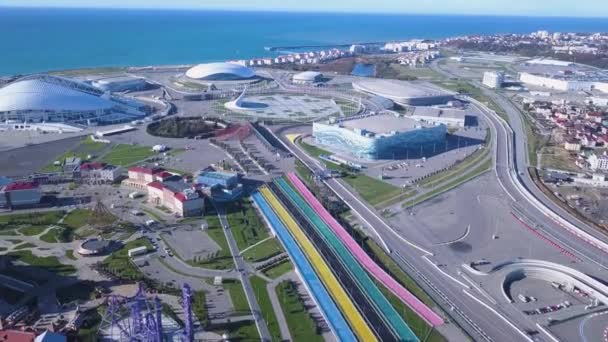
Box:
(313, 113), (447, 160)
(185, 62), (256, 81)
(352, 79), (455, 106)
(0, 75), (147, 125)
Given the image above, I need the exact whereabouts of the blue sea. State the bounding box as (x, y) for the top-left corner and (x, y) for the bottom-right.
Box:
(1, 7), (608, 76)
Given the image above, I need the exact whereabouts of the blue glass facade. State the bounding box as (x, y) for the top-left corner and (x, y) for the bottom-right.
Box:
(312, 122), (446, 160)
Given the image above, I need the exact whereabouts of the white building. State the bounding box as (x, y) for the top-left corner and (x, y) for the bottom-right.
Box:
(292, 71), (323, 84)
(483, 71), (505, 89)
(79, 162), (121, 183)
(519, 73), (608, 93)
(588, 153), (608, 171)
(147, 180), (204, 217)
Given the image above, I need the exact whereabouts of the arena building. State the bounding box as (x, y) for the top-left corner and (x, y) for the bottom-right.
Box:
(91, 76), (148, 92)
(78, 238), (111, 256)
(0, 75), (147, 125)
(185, 62), (256, 81)
(352, 79), (455, 106)
(313, 113), (447, 160)
(292, 71), (323, 84)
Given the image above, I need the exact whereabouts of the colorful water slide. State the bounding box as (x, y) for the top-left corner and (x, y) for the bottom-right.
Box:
(274, 179), (419, 342)
(287, 172), (445, 327)
(268, 183), (396, 341)
(259, 187), (378, 342)
(251, 192), (357, 342)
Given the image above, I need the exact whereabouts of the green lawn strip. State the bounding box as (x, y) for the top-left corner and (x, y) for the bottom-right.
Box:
(0, 211), (64, 228)
(406, 158), (492, 208)
(39, 136), (107, 172)
(14, 242), (37, 250)
(76, 305), (105, 341)
(419, 148), (489, 188)
(275, 281), (324, 342)
(250, 276), (282, 341)
(212, 320), (259, 342)
(373, 189), (419, 209)
(162, 303), (184, 327)
(0, 230), (18, 236)
(101, 144), (155, 166)
(192, 290), (208, 327)
(56, 281), (96, 304)
(18, 225), (49, 236)
(63, 208), (116, 230)
(521, 111), (540, 167)
(373, 278), (446, 342)
(342, 174), (402, 207)
(0, 247), (7, 252)
(364, 238), (436, 307)
(185, 213), (234, 270)
(40, 151), (89, 172)
(99, 238), (152, 280)
(262, 260), (294, 279)
(7, 250), (76, 276)
(226, 199), (269, 251)
(65, 250), (77, 260)
(241, 238), (283, 262)
(297, 140), (349, 172)
(223, 279), (251, 314)
(40, 228), (59, 243)
(142, 208), (165, 223)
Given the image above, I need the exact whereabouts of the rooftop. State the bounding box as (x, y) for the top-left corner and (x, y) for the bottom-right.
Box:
(3, 181), (39, 191)
(409, 106), (466, 119)
(338, 113), (431, 135)
(352, 79), (453, 100)
(80, 238), (111, 251)
(198, 171), (238, 180)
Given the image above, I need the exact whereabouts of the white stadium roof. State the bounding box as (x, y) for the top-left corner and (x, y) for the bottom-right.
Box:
(293, 71), (322, 81)
(0, 75), (116, 112)
(186, 62), (256, 80)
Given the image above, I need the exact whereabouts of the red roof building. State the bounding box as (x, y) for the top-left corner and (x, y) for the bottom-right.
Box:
(3, 182), (38, 191)
(0, 330), (36, 342)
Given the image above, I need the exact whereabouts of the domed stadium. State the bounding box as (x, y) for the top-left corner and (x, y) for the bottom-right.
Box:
(0, 75), (146, 125)
(185, 62), (256, 81)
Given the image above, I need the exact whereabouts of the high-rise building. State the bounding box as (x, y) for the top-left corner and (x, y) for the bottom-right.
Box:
(482, 71), (505, 89)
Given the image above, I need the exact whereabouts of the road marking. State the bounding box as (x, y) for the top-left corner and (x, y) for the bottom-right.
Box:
(421, 256), (471, 289)
(462, 289), (533, 342)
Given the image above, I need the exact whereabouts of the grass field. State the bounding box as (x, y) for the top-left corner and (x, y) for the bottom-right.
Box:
(100, 238), (152, 280)
(418, 147), (489, 189)
(213, 320), (259, 342)
(275, 281), (324, 342)
(0, 211), (64, 228)
(18, 225), (49, 236)
(241, 238), (283, 262)
(101, 144), (155, 166)
(342, 174), (402, 207)
(192, 290), (208, 327)
(406, 158), (492, 208)
(40, 228), (60, 243)
(250, 276), (282, 341)
(224, 279), (250, 314)
(14, 242), (37, 250)
(65, 250), (77, 260)
(263, 260), (293, 279)
(8, 250), (76, 276)
(189, 212), (234, 270)
(226, 200), (269, 251)
(63, 208), (116, 230)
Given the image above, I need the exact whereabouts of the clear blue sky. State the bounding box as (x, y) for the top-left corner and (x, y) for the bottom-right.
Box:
(1, 0), (607, 17)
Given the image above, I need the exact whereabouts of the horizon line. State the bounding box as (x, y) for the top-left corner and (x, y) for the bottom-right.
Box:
(2, 5), (608, 19)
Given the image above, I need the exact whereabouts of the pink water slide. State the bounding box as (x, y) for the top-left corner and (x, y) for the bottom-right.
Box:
(287, 172), (445, 326)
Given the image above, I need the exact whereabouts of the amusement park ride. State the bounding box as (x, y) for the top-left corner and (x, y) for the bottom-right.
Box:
(100, 282), (194, 342)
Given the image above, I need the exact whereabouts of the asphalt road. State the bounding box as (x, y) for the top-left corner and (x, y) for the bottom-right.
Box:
(215, 204), (273, 342)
